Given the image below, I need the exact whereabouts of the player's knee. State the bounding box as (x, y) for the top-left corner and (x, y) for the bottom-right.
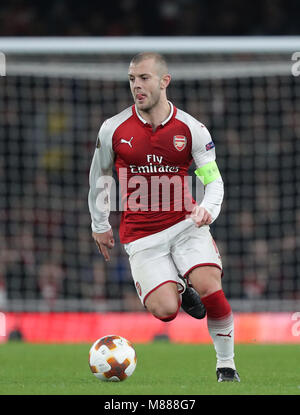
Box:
(157, 314), (177, 322)
(145, 282), (181, 322)
(153, 308), (179, 322)
(148, 301), (180, 322)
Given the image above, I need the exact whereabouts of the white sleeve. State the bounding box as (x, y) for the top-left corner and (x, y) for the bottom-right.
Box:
(88, 120), (114, 233)
(191, 121), (224, 223)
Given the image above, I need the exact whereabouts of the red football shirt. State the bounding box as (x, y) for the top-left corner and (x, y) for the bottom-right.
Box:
(89, 102), (217, 243)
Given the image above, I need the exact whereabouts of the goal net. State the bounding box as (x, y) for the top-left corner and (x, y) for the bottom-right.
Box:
(0, 37), (299, 313)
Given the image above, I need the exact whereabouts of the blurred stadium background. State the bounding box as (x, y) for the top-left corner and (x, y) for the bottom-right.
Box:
(0, 0), (300, 344)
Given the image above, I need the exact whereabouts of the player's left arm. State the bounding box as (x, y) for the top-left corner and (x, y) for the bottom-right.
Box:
(190, 122), (224, 227)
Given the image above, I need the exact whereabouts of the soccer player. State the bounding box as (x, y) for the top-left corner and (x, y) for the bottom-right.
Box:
(88, 52), (240, 382)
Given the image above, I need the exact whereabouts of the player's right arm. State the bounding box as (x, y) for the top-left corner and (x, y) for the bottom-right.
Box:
(92, 229), (115, 262)
(88, 120), (115, 260)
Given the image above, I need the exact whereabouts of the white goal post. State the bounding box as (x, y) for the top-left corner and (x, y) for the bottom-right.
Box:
(0, 36), (300, 313)
(1, 35), (300, 54)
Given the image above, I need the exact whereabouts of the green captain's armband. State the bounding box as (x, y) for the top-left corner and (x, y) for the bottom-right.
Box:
(194, 161), (221, 185)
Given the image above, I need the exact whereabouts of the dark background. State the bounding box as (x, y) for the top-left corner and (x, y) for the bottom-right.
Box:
(0, 0), (299, 37)
(0, 0), (299, 311)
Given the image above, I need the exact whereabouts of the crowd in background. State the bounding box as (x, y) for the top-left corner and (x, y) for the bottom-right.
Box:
(0, 0), (299, 311)
(0, 0), (299, 37)
(0, 73), (299, 310)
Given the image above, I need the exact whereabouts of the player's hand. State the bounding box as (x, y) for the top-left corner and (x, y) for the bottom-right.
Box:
(189, 205), (212, 227)
(92, 229), (115, 261)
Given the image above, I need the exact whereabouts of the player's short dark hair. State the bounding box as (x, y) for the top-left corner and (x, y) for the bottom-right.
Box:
(130, 52), (169, 76)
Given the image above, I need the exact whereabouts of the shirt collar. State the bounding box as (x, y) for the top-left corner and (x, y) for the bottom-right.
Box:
(134, 101), (174, 127)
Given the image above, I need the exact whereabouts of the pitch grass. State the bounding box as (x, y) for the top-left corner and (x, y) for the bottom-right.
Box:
(0, 342), (300, 395)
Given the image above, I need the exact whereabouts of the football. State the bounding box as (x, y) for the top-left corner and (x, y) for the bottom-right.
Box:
(88, 335), (137, 381)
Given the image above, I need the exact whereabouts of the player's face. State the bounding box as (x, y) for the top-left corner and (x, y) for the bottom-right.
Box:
(128, 59), (163, 112)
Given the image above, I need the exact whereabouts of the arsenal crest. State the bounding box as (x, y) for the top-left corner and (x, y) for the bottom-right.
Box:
(173, 135), (187, 151)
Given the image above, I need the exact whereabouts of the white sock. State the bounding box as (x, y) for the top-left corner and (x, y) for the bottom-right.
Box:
(207, 312), (236, 370)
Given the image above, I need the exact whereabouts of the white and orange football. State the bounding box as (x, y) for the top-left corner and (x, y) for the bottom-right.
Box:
(88, 335), (137, 381)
